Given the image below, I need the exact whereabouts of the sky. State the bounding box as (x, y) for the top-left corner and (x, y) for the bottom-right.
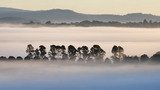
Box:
(0, 0), (160, 15)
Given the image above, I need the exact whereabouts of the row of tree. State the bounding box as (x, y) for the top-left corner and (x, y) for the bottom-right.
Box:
(25, 19), (160, 28)
(25, 44), (106, 61)
(1, 44), (160, 64)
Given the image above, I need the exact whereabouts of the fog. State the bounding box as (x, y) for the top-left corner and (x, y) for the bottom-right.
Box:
(1, 27), (160, 90)
(0, 27), (160, 57)
(0, 61), (160, 90)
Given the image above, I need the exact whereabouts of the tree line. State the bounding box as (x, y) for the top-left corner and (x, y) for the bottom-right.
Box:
(25, 19), (160, 28)
(1, 44), (160, 64)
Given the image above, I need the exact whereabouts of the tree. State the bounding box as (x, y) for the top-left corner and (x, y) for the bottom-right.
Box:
(68, 45), (77, 60)
(48, 45), (56, 60)
(111, 45), (125, 63)
(76, 47), (83, 61)
(28, 21), (35, 24)
(140, 54), (149, 62)
(111, 45), (119, 60)
(123, 55), (139, 63)
(16, 56), (23, 60)
(61, 45), (68, 60)
(34, 49), (40, 60)
(151, 52), (160, 62)
(0, 56), (7, 60)
(55, 45), (63, 60)
(89, 45), (106, 61)
(49, 45), (68, 60)
(75, 46), (89, 61)
(39, 45), (47, 59)
(105, 58), (113, 64)
(25, 44), (35, 60)
(149, 20), (153, 24)
(118, 46), (124, 61)
(143, 19), (148, 25)
(82, 46), (89, 60)
(8, 56), (15, 60)
(45, 21), (52, 25)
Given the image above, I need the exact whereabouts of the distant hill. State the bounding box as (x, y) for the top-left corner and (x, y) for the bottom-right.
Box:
(0, 7), (160, 24)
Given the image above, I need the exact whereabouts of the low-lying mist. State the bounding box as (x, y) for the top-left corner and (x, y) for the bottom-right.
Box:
(0, 61), (160, 90)
(0, 26), (160, 90)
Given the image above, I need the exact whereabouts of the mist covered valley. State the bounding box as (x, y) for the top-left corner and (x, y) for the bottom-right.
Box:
(0, 61), (160, 90)
(0, 27), (160, 90)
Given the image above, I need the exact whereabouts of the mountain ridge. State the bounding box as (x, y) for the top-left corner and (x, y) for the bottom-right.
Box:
(0, 7), (160, 23)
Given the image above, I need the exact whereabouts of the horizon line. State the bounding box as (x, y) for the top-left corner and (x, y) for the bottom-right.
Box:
(0, 6), (158, 16)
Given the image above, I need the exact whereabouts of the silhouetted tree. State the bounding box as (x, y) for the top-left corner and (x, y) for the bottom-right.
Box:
(132, 56), (139, 63)
(68, 45), (77, 60)
(61, 45), (68, 60)
(151, 52), (160, 62)
(43, 56), (49, 60)
(0, 56), (7, 60)
(39, 45), (47, 59)
(111, 45), (125, 62)
(78, 20), (91, 27)
(54, 45), (63, 60)
(104, 58), (113, 64)
(16, 56), (23, 60)
(8, 56), (15, 60)
(26, 44), (34, 60)
(49, 45), (68, 60)
(143, 19), (148, 24)
(124, 55), (139, 63)
(28, 21), (35, 24)
(45, 21), (52, 25)
(149, 20), (153, 24)
(34, 49), (40, 60)
(111, 45), (118, 60)
(82, 46), (89, 60)
(24, 20), (160, 28)
(24, 56), (30, 60)
(48, 45), (56, 60)
(76, 46), (89, 61)
(89, 45), (106, 61)
(140, 54), (149, 62)
(76, 47), (83, 61)
(118, 46), (124, 61)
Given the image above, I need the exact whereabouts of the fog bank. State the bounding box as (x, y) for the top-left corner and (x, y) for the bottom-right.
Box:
(0, 61), (160, 90)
